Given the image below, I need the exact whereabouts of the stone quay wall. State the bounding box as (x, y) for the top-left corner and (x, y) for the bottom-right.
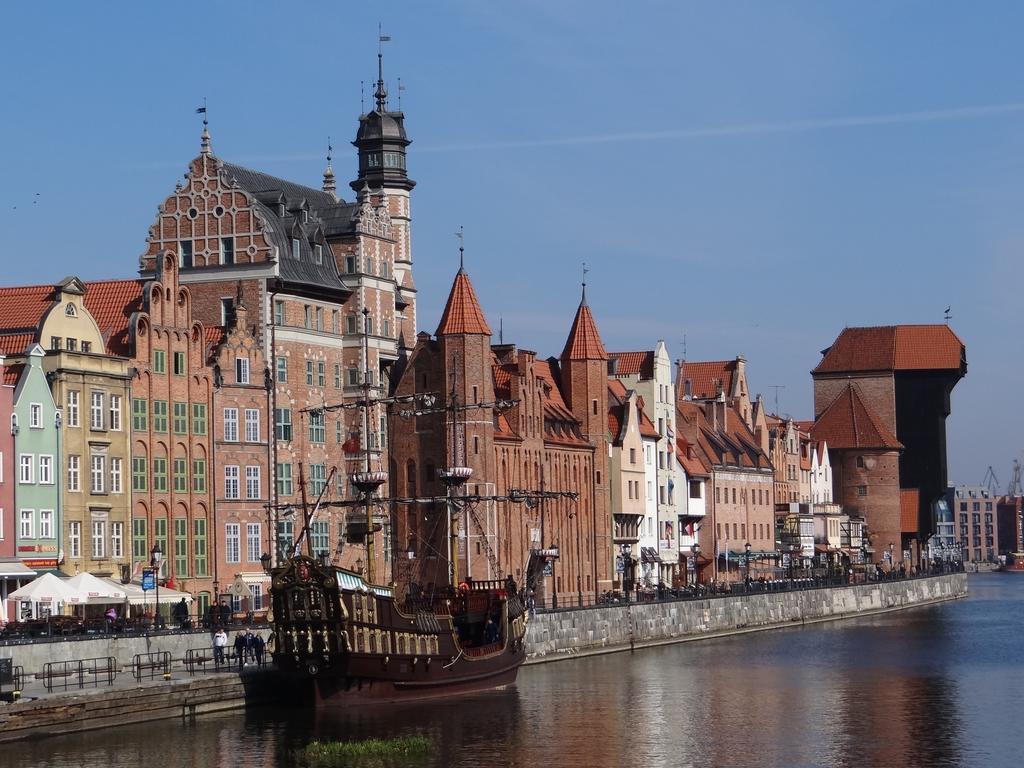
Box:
(525, 573), (967, 663)
(0, 627), (256, 678)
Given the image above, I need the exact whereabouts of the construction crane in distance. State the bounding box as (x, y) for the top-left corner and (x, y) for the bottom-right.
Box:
(983, 466), (1000, 496)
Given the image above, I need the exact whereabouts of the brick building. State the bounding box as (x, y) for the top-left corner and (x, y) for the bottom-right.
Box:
(945, 485), (1017, 563)
(676, 395), (775, 582)
(210, 298), (272, 611)
(389, 272), (611, 606)
(812, 325), (966, 566)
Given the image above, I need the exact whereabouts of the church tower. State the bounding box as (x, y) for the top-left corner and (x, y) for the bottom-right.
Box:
(559, 283), (613, 593)
(352, 49), (418, 342)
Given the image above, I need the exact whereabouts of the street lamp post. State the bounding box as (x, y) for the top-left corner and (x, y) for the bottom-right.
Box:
(691, 542), (701, 587)
(150, 543), (163, 630)
(888, 541), (895, 577)
(744, 542), (752, 591)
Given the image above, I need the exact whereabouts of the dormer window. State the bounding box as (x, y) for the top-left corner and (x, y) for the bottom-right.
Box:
(314, 244), (323, 264)
(292, 238), (301, 259)
(301, 209), (309, 223)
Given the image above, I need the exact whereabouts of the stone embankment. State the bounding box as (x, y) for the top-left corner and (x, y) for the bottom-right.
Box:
(525, 572), (966, 663)
(0, 574), (966, 742)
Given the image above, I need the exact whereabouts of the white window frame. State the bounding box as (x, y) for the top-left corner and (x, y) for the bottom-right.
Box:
(92, 520), (106, 559)
(90, 454), (105, 493)
(110, 457), (122, 494)
(69, 521), (81, 558)
(19, 509), (33, 539)
(68, 455), (81, 491)
(109, 395), (122, 431)
(244, 409), (260, 443)
(223, 408), (238, 442)
(225, 523), (240, 564)
(246, 522), (261, 563)
(90, 391), (105, 430)
(249, 583), (262, 611)
(245, 465), (261, 500)
(111, 521), (124, 559)
(39, 509), (53, 539)
(29, 403), (42, 429)
(67, 391), (79, 427)
(224, 465), (240, 499)
(35, 454), (52, 485)
(236, 357), (250, 385)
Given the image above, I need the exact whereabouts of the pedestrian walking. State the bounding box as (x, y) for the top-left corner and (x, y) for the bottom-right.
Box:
(244, 630), (256, 662)
(253, 632), (266, 666)
(233, 631), (246, 670)
(213, 628), (227, 667)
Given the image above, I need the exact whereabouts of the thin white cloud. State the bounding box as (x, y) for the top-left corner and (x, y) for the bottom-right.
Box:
(417, 103), (1024, 153)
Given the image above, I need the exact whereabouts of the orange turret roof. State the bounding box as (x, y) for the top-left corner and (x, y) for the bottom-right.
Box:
(435, 268), (491, 337)
(561, 299), (607, 361)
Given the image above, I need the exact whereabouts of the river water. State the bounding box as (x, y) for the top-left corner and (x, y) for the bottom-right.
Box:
(4, 574), (1021, 768)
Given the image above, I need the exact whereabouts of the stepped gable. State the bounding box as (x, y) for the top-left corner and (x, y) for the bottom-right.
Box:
(813, 325), (965, 374)
(609, 351), (654, 379)
(811, 383), (903, 450)
(435, 268), (491, 336)
(561, 300), (607, 361)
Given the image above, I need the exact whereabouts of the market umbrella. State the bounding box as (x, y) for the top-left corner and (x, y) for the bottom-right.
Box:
(65, 572), (127, 604)
(8, 572), (77, 616)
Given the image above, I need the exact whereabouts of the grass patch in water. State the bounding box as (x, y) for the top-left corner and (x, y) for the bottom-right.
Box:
(301, 735), (432, 766)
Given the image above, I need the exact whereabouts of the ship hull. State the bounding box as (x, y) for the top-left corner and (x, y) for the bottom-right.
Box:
(269, 557), (528, 706)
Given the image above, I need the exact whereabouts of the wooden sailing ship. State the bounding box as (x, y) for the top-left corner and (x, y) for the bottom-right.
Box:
(268, 323), (568, 704)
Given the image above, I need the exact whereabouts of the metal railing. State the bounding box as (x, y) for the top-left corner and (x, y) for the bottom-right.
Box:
(132, 651), (171, 682)
(183, 647), (220, 676)
(42, 656), (118, 692)
(533, 564), (965, 614)
(0, 660), (24, 700)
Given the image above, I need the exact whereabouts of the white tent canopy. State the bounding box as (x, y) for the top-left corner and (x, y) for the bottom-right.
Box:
(98, 577), (193, 606)
(65, 572), (127, 604)
(8, 573), (77, 613)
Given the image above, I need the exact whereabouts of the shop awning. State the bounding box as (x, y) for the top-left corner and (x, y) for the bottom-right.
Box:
(98, 578), (193, 605)
(641, 547), (661, 564)
(0, 562), (37, 578)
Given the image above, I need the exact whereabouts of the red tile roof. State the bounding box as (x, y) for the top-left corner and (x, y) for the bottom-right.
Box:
(0, 278), (143, 357)
(609, 351), (654, 379)
(435, 269), (491, 337)
(561, 301), (607, 361)
(678, 360), (736, 399)
(0, 332), (36, 356)
(901, 489), (920, 533)
(813, 325), (965, 374)
(811, 384), (903, 450)
(675, 436), (710, 477)
(2, 363), (24, 386)
(83, 279), (143, 356)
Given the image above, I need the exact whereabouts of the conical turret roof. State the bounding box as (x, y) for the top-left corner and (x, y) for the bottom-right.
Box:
(436, 268), (492, 337)
(561, 299), (607, 361)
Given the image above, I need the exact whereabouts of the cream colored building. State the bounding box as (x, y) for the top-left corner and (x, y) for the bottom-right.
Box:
(39, 278), (133, 576)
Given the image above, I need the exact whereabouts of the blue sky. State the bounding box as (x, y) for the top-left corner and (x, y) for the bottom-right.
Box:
(1, 1), (1021, 486)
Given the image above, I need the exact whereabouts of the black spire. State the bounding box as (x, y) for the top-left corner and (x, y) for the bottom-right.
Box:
(350, 32), (414, 193)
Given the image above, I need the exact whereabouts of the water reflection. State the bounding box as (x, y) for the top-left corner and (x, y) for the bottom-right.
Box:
(5, 575), (1024, 768)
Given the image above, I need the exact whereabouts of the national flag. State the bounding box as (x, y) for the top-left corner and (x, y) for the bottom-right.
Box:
(195, 106), (207, 114)
(379, 34), (391, 42)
